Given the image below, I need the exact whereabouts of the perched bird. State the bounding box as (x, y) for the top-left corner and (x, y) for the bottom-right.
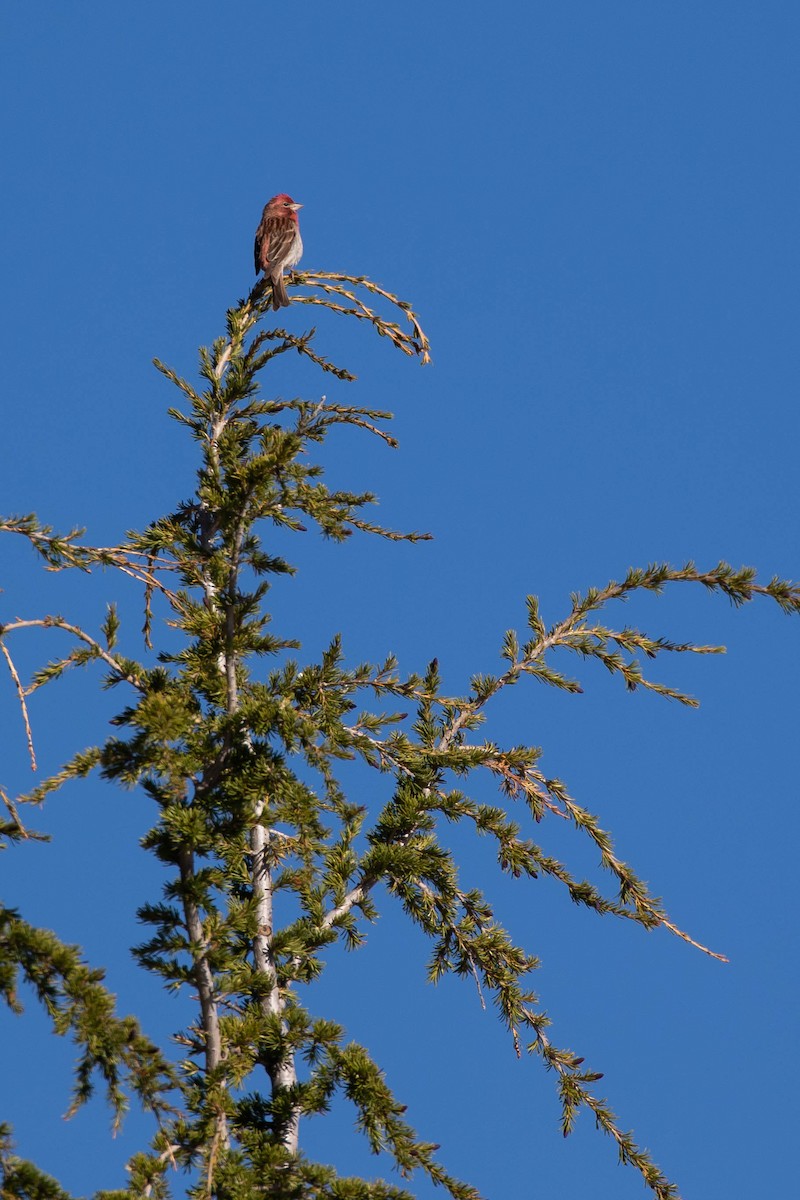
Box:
(254, 194), (303, 310)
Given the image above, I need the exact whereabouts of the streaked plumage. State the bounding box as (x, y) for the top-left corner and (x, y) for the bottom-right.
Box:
(254, 193), (303, 310)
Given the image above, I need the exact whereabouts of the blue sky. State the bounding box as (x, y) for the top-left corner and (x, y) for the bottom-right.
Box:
(1, 3), (799, 1197)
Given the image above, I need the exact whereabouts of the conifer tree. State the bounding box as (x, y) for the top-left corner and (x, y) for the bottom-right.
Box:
(2, 268), (798, 1200)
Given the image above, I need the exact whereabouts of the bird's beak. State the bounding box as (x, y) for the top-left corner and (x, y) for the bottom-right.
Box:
(290, 202), (303, 212)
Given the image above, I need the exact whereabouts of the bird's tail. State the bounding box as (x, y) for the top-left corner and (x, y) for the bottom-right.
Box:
(271, 273), (290, 310)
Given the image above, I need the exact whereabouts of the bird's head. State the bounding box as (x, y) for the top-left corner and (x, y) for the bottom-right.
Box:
(265, 193), (303, 221)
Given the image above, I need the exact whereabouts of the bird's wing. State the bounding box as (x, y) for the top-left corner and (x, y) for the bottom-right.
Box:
(255, 216), (296, 276)
(254, 214), (269, 275)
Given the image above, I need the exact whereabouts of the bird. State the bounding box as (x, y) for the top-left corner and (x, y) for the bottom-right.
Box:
(254, 194), (303, 310)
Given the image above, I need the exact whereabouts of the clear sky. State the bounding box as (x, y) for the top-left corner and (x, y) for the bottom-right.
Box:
(2, 3), (799, 1198)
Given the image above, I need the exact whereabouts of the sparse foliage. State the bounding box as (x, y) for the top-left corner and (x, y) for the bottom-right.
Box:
(2, 269), (798, 1200)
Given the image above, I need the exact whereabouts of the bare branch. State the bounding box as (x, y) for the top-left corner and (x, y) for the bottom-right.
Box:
(0, 641), (36, 770)
(1, 617), (143, 691)
(0, 784), (35, 839)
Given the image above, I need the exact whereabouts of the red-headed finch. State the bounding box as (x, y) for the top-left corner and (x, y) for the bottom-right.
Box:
(254, 193), (303, 310)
